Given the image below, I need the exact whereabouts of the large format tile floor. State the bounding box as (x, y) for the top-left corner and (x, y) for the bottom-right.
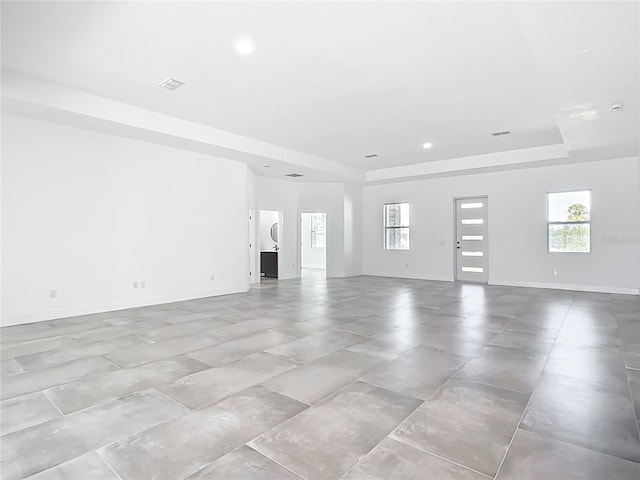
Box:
(1, 276), (639, 479)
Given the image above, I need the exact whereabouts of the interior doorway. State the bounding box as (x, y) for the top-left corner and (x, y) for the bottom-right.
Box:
(300, 212), (326, 278)
(259, 210), (280, 280)
(455, 196), (489, 283)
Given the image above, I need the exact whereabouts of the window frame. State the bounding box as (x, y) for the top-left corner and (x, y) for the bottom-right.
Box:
(546, 189), (592, 254)
(384, 202), (410, 251)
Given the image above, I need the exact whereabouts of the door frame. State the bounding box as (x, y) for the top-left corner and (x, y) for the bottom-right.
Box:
(258, 209), (282, 281)
(298, 211), (328, 277)
(453, 195), (489, 283)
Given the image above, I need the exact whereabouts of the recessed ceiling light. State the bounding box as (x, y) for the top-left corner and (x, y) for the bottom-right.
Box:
(364, 154), (379, 158)
(422, 142), (433, 149)
(263, 164), (270, 168)
(491, 130), (511, 136)
(285, 173), (304, 178)
(610, 103), (624, 112)
(235, 37), (256, 56)
(158, 78), (185, 91)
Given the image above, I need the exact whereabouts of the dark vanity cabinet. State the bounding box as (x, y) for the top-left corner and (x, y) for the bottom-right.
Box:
(260, 251), (278, 278)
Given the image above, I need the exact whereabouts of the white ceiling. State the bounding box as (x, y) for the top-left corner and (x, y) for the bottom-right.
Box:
(1, 1), (638, 182)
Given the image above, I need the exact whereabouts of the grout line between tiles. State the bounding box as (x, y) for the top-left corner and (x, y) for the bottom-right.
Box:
(492, 295), (573, 479)
(96, 449), (125, 480)
(41, 389), (65, 417)
(384, 437), (494, 480)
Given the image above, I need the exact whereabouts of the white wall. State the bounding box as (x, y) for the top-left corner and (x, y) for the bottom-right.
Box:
(362, 157), (640, 294)
(2, 114), (250, 326)
(297, 183), (346, 277)
(254, 177), (363, 279)
(255, 177), (299, 279)
(344, 183), (363, 277)
(259, 210), (279, 252)
(301, 213), (326, 269)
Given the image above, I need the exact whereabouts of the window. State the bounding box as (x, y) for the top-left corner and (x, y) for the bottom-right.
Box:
(384, 203), (410, 250)
(548, 190), (591, 253)
(310, 213), (326, 248)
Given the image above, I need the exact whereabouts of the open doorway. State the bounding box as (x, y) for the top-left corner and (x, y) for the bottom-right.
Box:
(300, 212), (326, 279)
(259, 210), (280, 280)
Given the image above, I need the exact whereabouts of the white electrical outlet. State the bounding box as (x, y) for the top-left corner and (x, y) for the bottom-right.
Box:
(140, 281), (146, 289)
(553, 270), (558, 276)
(210, 274), (215, 281)
(49, 289), (57, 299)
(133, 281), (139, 289)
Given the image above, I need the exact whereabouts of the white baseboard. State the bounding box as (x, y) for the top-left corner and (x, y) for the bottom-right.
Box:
(489, 279), (639, 296)
(363, 272), (454, 282)
(1, 286), (248, 327)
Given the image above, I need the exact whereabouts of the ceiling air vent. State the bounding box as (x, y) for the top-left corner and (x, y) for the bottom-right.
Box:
(285, 173), (304, 178)
(158, 78), (185, 91)
(364, 154), (379, 158)
(491, 130), (511, 136)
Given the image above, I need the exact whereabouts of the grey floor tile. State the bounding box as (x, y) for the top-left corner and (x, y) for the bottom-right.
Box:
(140, 317), (233, 342)
(496, 428), (640, 480)
(1, 359), (24, 376)
(362, 346), (468, 400)
(263, 349), (383, 404)
(343, 437), (489, 480)
(1, 336), (79, 361)
(1, 389), (187, 478)
(207, 317), (289, 339)
(555, 323), (621, 348)
(25, 452), (120, 480)
(521, 373), (640, 462)
(159, 352), (298, 409)
(543, 344), (629, 390)
(265, 329), (365, 363)
(356, 329), (424, 354)
(1, 392), (62, 436)
(391, 378), (528, 477)
(1, 320), (110, 346)
(628, 368), (640, 419)
(458, 313), (513, 333)
(105, 333), (221, 368)
(488, 325), (555, 353)
(188, 330), (297, 367)
(69, 318), (172, 343)
(335, 315), (399, 336)
(100, 385), (307, 480)
(184, 445), (303, 480)
(346, 343), (400, 361)
(1, 278), (637, 479)
(45, 355), (210, 414)
(455, 345), (548, 394)
(271, 321), (333, 338)
(1, 356), (118, 401)
(15, 334), (150, 371)
(419, 326), (497, 358)
(250, 381), (422, 480)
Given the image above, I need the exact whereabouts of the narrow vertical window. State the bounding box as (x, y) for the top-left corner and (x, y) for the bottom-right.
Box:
(548, 190), (591, 253)
(384, 203), (410, 250)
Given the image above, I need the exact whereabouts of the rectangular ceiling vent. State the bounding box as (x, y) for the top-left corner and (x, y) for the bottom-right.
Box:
(158, 78), (185, 91)
(491, 130), (511, 136)
(364, 154), (379, 158)
(285, 173), (304, 178)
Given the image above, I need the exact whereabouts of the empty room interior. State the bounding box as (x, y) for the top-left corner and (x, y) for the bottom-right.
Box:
(1, 1), (640, 479)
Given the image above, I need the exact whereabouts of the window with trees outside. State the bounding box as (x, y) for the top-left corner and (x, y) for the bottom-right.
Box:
(311, 213), (326, 248)
(548, 190), (591, 253)
(384, 203), (410, 250)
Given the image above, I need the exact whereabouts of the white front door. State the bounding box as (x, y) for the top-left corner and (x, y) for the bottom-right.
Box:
(455, 197), (488, 283)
